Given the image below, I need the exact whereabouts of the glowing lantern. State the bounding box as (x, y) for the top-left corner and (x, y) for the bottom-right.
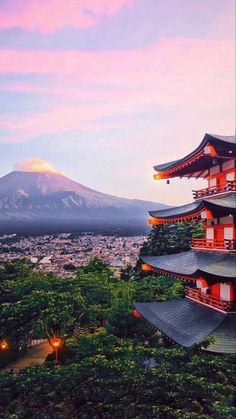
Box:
(0, 340), (8, 350)
(51, 337), (61, 348)
(133, 309), (142, 318)
(141, 264), (153, 271)
(204, 145), (217, 156)
(153, 172), (161, 180)
(50, 337), (61, 362)
(149, 218), (157, 225)
(201, 210), (213, 220)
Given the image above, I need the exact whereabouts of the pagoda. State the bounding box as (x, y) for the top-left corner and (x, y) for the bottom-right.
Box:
(134, 134), (236, 353)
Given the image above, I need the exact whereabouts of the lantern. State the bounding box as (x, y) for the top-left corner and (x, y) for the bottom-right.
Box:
(0, 340), (8, 350)
(204, 145), (217, 156)
(50, 337), (61, 362)
(201, 209), (213, 220)
(141, 263), (153, 271)
(133, 309), (142, 318)
(51, 337), (61, 348)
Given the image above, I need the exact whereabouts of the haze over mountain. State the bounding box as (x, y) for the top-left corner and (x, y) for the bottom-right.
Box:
(0, 161), (167, 234)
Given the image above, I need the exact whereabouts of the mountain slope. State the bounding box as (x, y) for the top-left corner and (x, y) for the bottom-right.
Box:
(0, 171), (167, 233)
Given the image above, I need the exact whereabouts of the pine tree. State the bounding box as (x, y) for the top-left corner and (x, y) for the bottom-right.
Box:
(140, 222), (204, 257)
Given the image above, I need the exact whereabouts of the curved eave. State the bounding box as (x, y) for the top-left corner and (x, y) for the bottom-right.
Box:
(149, 201), (204, 223)
(134, 299), (226, 348)
(205, 315), (236, 353)
(141, 251), (236, 280)
(153, 133), (236, 179)
(205, 194), (236, 217)
(149, 194), (236, 223)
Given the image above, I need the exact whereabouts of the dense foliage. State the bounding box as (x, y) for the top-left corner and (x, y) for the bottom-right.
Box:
(140, 222), (204, 257)
(0, 332), (235, 418)
(0, 224), (235, 418)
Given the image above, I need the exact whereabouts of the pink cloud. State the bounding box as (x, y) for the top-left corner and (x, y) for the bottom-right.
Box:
(0, 38), (233, 80)
(0, 0), (134, 32)
(0, 37), (234, 142)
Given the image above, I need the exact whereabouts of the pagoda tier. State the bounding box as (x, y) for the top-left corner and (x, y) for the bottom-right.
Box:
(153, 134), (236, 180)
(141, 251), (236, 313)
(134, 133), (236, 352)
(149, 194), (236, 223)
(134, 300), (236, 353)
(141, 252), (236, 280)
(149, 194), (236, 251)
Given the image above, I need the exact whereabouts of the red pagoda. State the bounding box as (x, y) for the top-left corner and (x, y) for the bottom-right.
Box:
(134, 134), (236, 353)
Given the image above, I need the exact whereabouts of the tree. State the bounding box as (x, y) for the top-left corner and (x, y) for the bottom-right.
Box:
(0, 262), (85, 361)
(120, 264), (135, 282)
(134, 275), (184, 302)
(139, 222), (204, 257)
(0, 336), (235, 418)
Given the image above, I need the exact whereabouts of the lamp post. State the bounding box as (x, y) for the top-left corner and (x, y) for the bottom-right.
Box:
(0, 340), (9, 350)
(50, 337), (61, 362)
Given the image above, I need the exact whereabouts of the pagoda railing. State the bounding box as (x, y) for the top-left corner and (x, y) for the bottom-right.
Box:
(185, 287), (233, 311)
(191, 238), (236, 251)
(192, 180), (236, 199)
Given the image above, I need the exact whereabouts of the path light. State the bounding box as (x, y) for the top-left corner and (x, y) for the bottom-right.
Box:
(50, 337), (61, 362)
(0, 340), (9, 350)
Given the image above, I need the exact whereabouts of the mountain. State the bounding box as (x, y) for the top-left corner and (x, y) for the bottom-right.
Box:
(0, 171), (167, 234)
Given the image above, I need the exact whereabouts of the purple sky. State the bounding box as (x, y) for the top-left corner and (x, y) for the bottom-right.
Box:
(0, 0), (235, 205)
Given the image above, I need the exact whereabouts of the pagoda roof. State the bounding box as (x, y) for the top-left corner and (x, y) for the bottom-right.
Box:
(154, 133), (236, 179)
(134, 299), (236, 352)
(149, 194), (236, 222)
(142, 250), (236, 279)
(205, 314), (236, 353)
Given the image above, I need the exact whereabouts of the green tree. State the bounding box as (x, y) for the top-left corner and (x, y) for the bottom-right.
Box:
(140, 222), (204, 257)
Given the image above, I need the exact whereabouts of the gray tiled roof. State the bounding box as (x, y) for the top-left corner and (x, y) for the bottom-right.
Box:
(142, 251), (236, 279)
(149, 193), (236, 219)
(207, 315), (236, 353)
(134, 299), (225, 348)
(149, 201), (203, 219)
(154, 133), (236, 173)
(134, 300), (236, 353)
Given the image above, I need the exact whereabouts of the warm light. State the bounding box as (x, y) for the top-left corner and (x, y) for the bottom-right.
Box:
(153, 172), (161, 180)
(51, 337), (61, 348)
(0, 340), (8, 350)
(201, 210), (213, 220)
(141, 264), (153, 271)
(204, 145), (217, 156)
(153, 172), (169, 180)
(149, 218), (158, 225)
(133, 309), (142, 318)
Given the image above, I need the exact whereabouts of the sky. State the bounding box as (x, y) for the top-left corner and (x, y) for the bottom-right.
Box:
(0, 0), (235, 205)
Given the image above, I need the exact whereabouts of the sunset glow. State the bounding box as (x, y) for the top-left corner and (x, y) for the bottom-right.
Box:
(15, 158), (66, 176)
(0, 0), (234, 205)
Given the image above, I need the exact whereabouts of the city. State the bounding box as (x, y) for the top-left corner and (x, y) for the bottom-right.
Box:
(0, 233), (146, 277)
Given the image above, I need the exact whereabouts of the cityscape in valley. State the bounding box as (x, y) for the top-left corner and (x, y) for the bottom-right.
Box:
(0, 232), (146, 277)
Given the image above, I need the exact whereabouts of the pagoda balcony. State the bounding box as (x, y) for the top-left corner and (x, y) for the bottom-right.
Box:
(185, 286), (233, 311)
(191, 238), (236, 251)
(192, 180), (236, 200)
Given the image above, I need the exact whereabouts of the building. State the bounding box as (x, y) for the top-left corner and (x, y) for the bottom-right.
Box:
(134, 134), (236, 353)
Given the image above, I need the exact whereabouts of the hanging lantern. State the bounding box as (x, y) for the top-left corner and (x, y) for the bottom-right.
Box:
(201, 209), (213, 220)
(204, 145), (217, 156)
(141, 264), (153, 271)
(133, 309), (142, 318)
(149, 218), (159, 225)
